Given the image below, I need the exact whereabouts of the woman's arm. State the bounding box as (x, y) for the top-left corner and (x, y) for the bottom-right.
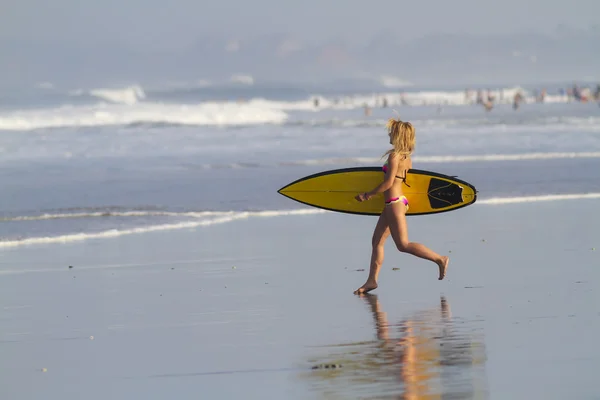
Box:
(356, 154), (399, 201)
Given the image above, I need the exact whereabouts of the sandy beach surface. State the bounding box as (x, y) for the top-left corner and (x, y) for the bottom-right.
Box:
(1, 199), (599, 400)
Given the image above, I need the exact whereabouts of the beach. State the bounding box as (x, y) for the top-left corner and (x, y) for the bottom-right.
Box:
(1, 80), (600, 399)
(2, 198), (599, 400)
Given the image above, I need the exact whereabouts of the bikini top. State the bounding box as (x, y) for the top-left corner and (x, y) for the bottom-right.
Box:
(382, 160), (407, 181)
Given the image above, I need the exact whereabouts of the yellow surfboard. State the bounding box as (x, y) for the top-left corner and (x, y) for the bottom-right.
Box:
(278, 167), (477, 216)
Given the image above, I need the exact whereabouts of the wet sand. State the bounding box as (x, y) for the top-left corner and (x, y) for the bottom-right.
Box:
(1, 200), (599, 399)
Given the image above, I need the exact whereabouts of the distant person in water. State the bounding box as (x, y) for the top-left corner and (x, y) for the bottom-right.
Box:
(513, 91), (524, 110)
(537, 89), (547, 103)
(353, 118), (449, 294)
(476, 90), (484, 105)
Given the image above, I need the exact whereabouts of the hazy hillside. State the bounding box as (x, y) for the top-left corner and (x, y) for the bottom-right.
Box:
(1, 28), (598, 87)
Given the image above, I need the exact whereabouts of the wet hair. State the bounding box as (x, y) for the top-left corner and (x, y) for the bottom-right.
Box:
(383, 118), (415, 159)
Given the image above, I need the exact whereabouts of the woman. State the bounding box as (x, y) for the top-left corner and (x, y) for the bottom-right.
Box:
(354, 118), (449, 295)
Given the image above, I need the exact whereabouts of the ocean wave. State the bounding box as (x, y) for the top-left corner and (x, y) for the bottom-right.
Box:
(90, 85), (146, 105)
(0, 210), (222, 222)
(70, 85), (146, 105)
(0, 209), (325, 248)
(0, 84), (590, 131)
(152, 85), (549, 112)
(416, 152), (600, 163)
(478, 193), (600, 205)
(302, 86), (531, 109)
(205, 86), (582, 113)
(5, 82), (588, 115)
(284, 116), (600, 130)
(0, 85), (595, 132)
(278, 151), (600, 167)
(0, 102), (288, 131)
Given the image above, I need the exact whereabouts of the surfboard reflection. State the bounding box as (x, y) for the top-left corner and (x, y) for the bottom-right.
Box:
(302, 295), (488, 399)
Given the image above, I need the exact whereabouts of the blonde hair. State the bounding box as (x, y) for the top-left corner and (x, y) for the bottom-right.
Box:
(383, 118), (415, 159)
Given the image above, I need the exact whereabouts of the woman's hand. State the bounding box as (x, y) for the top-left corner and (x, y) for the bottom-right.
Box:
(355, 192), (371, 202)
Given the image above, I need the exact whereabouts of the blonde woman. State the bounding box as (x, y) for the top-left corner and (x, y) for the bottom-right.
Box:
(354, 119), (449, 294)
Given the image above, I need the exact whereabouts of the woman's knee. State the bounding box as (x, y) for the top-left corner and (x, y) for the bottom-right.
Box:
(396, 240), (410, 252)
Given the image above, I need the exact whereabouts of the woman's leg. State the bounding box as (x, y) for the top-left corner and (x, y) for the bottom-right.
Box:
(385, 202), (449, 280)
(354, 212), (390, 294)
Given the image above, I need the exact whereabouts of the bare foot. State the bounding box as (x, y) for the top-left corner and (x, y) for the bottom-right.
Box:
(354, 280), (378, 295)
(437, 256), (449, 280)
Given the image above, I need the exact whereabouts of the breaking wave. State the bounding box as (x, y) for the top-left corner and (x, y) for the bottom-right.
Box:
(0, 102), (288, 131)
(70, 85), (147, 105)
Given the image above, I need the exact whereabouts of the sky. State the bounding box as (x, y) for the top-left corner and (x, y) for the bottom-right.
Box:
(2, 0), (599, 50)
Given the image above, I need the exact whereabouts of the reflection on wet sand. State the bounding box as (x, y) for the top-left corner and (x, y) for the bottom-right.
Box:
(302, 295), (488, 399)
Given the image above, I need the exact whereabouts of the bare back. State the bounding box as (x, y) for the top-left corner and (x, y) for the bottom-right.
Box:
(384, 153), (412, 200)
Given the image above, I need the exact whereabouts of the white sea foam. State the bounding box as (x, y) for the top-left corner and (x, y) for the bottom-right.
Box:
(0, 102), (288, 131)
(281, 151), (600, 167)
(416, 151), (600, 163)
(478, 193), (600, 205)
(69, 85), (147, 105)
(241, 85), (576, 112)
(284, 116), (600, 132)
(241, 84), (595, 109)
(0, 209), (326, 248)
(0, 211), (222, 222)
(89, 85), (146, 105)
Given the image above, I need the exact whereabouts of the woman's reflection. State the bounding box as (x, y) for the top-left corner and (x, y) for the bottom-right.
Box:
(304, 295), (487, 399)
